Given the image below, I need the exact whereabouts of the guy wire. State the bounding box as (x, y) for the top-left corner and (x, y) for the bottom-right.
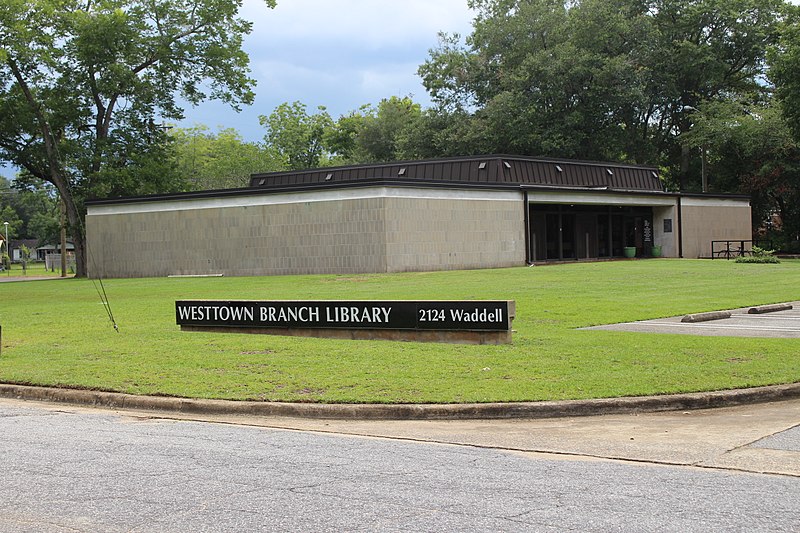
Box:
(49, 124), (119, 333)
(85, 222), (118, 333)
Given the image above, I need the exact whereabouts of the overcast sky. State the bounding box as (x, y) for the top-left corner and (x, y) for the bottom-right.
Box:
(178, 0), (476, 141)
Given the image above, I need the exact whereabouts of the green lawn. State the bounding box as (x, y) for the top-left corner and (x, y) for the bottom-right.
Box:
(1, 259), (799, 403)
(1, 261), (65, 277)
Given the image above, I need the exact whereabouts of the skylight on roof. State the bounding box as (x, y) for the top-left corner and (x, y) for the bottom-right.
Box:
(325, 173), (333, 181)
(606, 169), (614, 175)
(398, 168), (406, 176)
(479, 162), (487, 169)
(555, 165), (563, 172)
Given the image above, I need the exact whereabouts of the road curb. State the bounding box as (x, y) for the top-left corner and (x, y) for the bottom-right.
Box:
(2, 382), (800, 420)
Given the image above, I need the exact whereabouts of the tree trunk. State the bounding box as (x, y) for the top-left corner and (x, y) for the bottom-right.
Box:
(61, 187), (87, 278)
(6, 57), (87, 277)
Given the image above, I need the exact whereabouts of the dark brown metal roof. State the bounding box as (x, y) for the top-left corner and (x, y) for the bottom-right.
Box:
(249, 155), (664, 192)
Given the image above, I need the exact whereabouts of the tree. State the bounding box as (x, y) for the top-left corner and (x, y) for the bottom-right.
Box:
(418, 0), (787, 186)
(1, 174), (60, 243)
(770, 5), (800, 141)
(328, 96), (424, 164)
(259, 102), (335, 170)
(0, 0), (273, 276)
(682, 103), (800, 248)
(0, 204), (22, 238)
(419, 0), (653, 160)
(172, 125), (282, 190)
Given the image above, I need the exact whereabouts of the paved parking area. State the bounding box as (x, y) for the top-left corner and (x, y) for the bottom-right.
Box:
(585, 301), (800, 338)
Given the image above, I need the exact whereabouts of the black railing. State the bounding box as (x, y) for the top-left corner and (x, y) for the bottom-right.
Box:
(711, 240), (773, 259)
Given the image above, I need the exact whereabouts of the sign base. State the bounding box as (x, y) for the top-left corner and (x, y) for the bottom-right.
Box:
(181, 325), (511, 344)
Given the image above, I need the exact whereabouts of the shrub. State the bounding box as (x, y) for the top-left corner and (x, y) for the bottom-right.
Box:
(735, 246), (780, 264)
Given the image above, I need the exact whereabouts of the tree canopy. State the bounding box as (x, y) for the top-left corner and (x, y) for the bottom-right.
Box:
(172, 125), (282, 190)
(418, 0), (788, 186)
(0, 0), (274, 275)
(5, 0), (800, 259)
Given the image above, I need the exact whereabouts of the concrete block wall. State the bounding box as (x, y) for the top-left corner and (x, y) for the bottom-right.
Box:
(87, 189), (527, 279)
(680, 198), (752, 258)
(87, 197), (388, 278)
(87, 187), (754, 277)
(384, 196), (525, 272)
(652, 205), (678, 258)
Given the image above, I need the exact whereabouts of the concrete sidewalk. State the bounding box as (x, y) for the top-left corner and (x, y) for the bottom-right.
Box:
(140, 398), (800, 477)
(3, 393), (799, 478)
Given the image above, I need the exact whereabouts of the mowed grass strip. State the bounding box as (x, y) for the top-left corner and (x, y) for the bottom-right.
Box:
(1, 259), (799, 404)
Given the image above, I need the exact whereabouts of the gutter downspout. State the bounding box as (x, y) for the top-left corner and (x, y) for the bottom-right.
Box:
(677, 195), (684, 258)
(523, 189), (532, 264)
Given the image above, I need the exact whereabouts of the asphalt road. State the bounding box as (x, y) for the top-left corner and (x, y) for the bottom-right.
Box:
(2, 399), (799, 532)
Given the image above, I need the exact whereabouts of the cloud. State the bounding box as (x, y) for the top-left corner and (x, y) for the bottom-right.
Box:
(179, 0), (475, 140)
(242, 0), (473, 47)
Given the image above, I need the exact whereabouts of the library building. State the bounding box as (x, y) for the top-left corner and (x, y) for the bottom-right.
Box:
(85, 155), (752, 278)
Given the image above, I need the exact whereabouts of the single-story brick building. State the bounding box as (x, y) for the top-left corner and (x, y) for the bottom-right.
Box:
(85, 155), (752, 278)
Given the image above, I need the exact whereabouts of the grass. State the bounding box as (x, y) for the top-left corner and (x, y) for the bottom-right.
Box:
(1, 259), (799, 404)
(1, 262), (66, 277)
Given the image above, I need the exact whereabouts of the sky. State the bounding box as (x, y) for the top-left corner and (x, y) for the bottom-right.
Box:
(178, 0), (476, 142)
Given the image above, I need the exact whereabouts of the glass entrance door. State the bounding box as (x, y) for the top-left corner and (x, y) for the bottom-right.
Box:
(531, 204), (653, 261)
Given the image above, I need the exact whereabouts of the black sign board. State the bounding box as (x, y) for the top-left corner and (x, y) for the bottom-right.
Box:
(176, 300), (512, 332)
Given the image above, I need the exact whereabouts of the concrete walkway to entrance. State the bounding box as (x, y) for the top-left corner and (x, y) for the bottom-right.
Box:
(585, 301), (800, 338)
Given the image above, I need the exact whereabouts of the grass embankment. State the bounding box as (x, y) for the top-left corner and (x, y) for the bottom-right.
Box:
(1, 259), (799, 403)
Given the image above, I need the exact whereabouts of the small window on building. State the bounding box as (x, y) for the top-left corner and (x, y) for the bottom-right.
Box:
(664, 219), (673, 233)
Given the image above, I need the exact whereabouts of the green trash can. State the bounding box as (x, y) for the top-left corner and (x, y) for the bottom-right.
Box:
(623, 246), (636, 258)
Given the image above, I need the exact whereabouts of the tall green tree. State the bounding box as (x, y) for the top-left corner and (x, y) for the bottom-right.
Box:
(259, 102), (335, 170)
(682, 103), (800, 248)
(2, 175), (60, 243)
(418, 0), (787, 187)
(328, 96), (423, 163)
(770, 5), (800, 141)
(0, 0), (273, 276)
(172, 126), (281, 190)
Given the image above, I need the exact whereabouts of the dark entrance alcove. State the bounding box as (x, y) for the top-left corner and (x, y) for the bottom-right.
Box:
(529, 204), (654, 261)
